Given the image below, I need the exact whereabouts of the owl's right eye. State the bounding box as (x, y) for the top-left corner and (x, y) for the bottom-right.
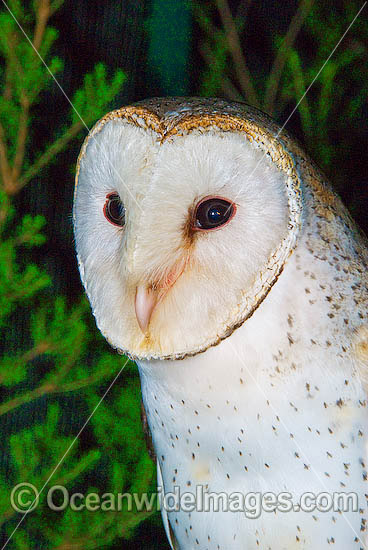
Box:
(103, 193), (126, 227)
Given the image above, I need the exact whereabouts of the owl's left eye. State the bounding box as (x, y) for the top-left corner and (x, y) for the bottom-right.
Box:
(193, 196), (236, 231)
(103, 193), (125, 227)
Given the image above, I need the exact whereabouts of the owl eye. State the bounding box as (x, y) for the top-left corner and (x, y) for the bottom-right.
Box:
(103, 193), (125, 227)
(194, 197), (235, 231)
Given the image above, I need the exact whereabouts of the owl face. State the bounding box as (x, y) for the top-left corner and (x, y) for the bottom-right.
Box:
(74, 102), (302, 359)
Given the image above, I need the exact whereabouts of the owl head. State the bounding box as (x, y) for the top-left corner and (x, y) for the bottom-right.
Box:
(73, 98), (303, 360)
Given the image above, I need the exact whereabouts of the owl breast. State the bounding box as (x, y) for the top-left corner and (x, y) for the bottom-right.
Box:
(138, 249), (368, 550)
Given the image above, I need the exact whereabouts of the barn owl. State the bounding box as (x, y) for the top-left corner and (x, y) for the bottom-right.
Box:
(73, 98), (368, 549)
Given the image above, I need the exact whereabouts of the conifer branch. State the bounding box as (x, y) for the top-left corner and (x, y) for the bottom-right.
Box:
(12, 0), (52, 185)
(199, 42), (243, 101)
(264, 0), (313, 115)
(0, 383), (54, 417)
(17, 120), (84, 192)
(0, 122), (13, 192)
(11, 93), (30, 183)
(33, 0), (51, 52)
(215, 0), (259, 107)
(57, 374), (109, 393)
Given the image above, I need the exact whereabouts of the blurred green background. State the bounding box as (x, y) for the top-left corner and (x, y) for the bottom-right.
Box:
(0, 0), (367, 548)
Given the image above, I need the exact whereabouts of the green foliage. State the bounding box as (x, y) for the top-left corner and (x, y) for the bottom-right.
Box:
(0, 5), (63, 161)
(194, 0), (368, 176)
(277, 2), (368, 169)
(0, 211), (50, 326)
(0, 395), (154, 549)
(200, 31), (228, 97)
(71, 63), (127, 127)
(0, 2), (157, 549)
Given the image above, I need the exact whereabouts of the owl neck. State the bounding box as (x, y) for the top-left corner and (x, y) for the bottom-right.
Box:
(136, 247), (365, 451)
(136, 319), (361, 432)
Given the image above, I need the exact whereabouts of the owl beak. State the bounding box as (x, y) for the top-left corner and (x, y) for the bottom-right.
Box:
(134, 259), (187, 333)
(135, 284), (162, 334)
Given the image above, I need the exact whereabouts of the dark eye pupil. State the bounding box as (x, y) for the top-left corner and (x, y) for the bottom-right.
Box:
(208, 207), (222, 221)
(195, 198), (234, 230)
(104, 193), (125, 227)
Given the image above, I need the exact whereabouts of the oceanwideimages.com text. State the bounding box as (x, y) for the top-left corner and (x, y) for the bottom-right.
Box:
(10, 483), (359, 518)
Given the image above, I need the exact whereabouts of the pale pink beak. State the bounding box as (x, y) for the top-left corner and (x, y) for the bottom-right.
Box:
(135, 284), (163, 333)
(134, 260), (187, 333)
